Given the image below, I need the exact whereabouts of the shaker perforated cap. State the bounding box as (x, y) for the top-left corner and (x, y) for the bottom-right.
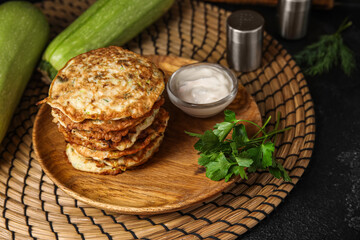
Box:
(227, 10), (264, 72)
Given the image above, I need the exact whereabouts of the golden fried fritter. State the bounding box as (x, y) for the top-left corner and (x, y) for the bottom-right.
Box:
(46, 46), (165, 122)
(66, 135), (164, 174)
(58, 108), (168, 151)
(51, 97), (164, 132)
(70, 109), (169, 159)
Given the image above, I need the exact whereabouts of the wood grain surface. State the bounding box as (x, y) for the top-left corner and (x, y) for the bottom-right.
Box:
(33, 56), (262, 215)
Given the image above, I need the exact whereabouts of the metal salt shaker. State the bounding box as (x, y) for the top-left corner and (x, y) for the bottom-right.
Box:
(227, 10), (264, 72)
(278, 0), (311, 39)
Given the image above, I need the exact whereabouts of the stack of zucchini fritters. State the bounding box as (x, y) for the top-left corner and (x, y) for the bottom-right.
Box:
(43, 46), (169, 174)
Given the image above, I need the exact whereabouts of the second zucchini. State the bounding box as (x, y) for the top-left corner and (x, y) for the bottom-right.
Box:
(40, 0), (174, 82)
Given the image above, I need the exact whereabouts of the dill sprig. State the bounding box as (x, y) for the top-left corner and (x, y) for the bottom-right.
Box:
(295, 18), (356, 77)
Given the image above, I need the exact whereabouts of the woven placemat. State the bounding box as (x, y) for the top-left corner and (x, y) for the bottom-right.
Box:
(0, 0), (315, 239)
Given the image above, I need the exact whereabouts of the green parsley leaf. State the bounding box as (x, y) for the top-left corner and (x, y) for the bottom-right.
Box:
(213, 122), (235, 141)
(198, 152), (219, 166)
(193, 130), (219, 153)
(205, 152), (231, 181)
(232, 124), (249, 147)
(227, 165), (247, 180)
(186, 110), (291, 182)
(244, 146), (262, 169)
(238, 166), (247, 179)
(224, 173), (232, 182)
(269, 166), (282, 179)
(224, 109), (237, 123)
(235, 154), (253, 167)
(230, 142), (238, 154)
(184, 131), (203, 138)
(276, 162), (291, 182)
(260, 142), (275, 168)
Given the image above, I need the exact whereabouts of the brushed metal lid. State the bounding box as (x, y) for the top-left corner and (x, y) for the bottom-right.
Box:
(226, 10), (264, 72)
(227, 10), (264, 43)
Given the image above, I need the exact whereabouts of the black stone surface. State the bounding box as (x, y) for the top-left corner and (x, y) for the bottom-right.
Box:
(2, 0), (359, 239)
(210, 2), (360, 239)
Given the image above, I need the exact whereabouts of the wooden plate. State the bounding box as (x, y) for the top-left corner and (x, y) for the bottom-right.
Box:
(33, 56), (262, 215)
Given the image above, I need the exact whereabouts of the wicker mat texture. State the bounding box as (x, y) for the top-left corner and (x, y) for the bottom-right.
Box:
(0, 0), (315, 239)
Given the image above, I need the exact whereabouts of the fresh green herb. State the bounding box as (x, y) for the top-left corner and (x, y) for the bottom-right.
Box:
(186, 110), (291, 182)
(295, 18), (356, 77)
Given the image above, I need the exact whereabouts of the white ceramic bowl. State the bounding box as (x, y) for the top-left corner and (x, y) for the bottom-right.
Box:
(166, 63), (238, 118)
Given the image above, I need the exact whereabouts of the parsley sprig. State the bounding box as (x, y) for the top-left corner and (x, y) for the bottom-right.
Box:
(186, 110), (291, 182)
(295, 18), (356, 77)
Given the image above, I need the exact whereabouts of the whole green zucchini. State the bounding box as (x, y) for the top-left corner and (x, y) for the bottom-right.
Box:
(0, 1), (49, 143)
(40, 0), (174, 82)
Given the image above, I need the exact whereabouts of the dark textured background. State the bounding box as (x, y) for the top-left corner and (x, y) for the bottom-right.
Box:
(2, 0), (360, 239)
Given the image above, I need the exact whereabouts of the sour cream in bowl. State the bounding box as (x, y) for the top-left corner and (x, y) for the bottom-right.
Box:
(167, 63), (238, 118)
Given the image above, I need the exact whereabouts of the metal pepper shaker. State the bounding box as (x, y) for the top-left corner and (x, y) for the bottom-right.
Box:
(278, 0), (311, 40)
(226, 10), (264, 72)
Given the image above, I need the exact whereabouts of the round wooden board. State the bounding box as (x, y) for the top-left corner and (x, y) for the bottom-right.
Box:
(33, 55), (262, 215)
